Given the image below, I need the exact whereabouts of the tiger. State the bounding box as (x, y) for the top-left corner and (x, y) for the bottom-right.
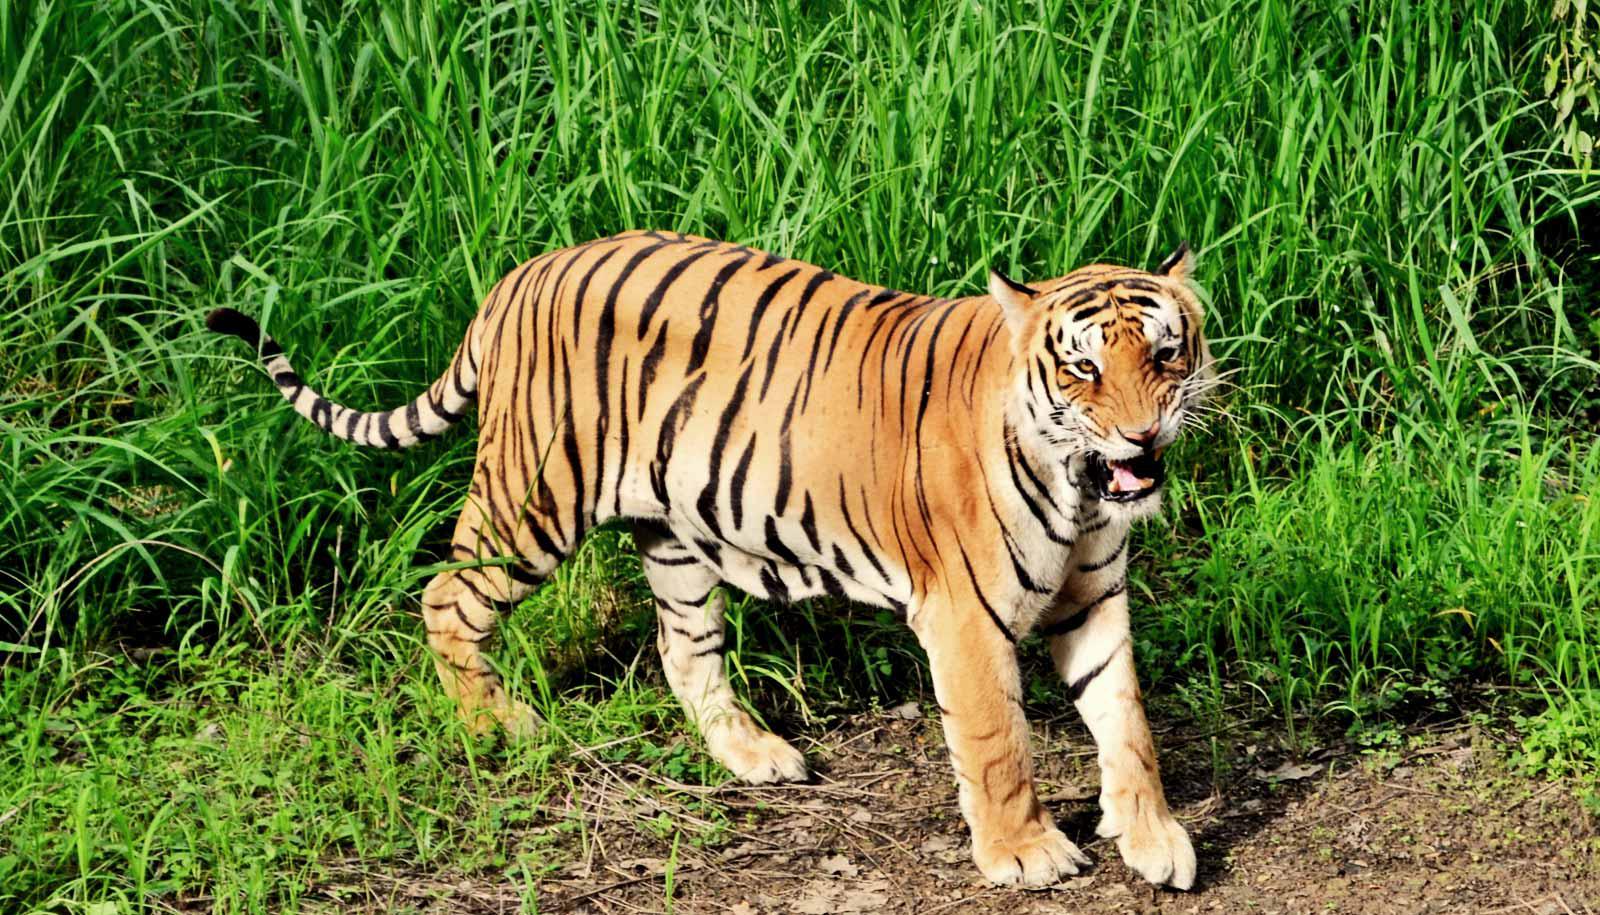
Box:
(208, 230), (1209, 890)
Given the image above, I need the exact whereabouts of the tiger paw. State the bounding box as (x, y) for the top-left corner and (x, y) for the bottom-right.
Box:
(460, 698), (541, 739)
(495, 700), (543, 740)
(708, 728), (809, 784)
(971, 825), (1092, 887)
(1099, 808), (1195, 889)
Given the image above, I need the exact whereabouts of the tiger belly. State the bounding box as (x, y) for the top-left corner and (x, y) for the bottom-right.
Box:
(660, 525), (911, 611)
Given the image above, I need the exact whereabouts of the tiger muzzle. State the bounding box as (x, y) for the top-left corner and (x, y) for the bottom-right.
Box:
(1084, 448), (1167, 502)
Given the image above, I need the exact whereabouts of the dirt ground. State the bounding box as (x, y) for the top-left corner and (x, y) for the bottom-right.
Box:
(319, 708), (1600, 914)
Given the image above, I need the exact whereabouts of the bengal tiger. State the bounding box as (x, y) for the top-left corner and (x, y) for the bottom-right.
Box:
(209, 230), (1209, 889)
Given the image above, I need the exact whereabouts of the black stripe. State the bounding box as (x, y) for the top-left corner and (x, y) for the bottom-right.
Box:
(759, 564), (791, 603)
(758, 308), (795, 401)
(1003, 435), (1072, 546)
(1037, 583), (1125, 638)
(558, 355), (586, 538)
(742, 267), (802, 358)
(1079, 514), (1111, 535)
(309, 396), (332, 430)
(686, 253), (751, 374)
(799, 492), (820, 552)
(612, 355), (631, 517)
(821, 287), (869, 371)
(729, 434), (757, 532)
(957, 546), (1014, 644)
(1067, 651), (1115, 701)
(853, 302), (908, 409)
(594, 240), (673, 489)
(405, 399), (433, 442)
(763, 517), (804, 567)
(838, 478), (891, 585)
(650, 376), (705, 505)
(830, 544), (855, 578)
(773, 393), (799, 515)
(375, 412), (399, 448)
(638, 320), (671, 421)
(638, 248), (717, 336)
(796, 303), (834, 412)
(646, 552), (703, 567)
(1000, 527), (1052, 595)
(507, 563), (543, 586)
(1123, 294), (1164, 311)
(818, 568), (847, 598)
(1078, 538), (1126, 572)
(695, 361), (756, 537)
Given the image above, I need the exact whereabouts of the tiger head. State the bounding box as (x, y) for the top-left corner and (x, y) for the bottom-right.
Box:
(990, 243), (1212, 519)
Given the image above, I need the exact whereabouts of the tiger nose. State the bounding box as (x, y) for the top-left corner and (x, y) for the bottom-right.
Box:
(1119, 421), (1161, 450)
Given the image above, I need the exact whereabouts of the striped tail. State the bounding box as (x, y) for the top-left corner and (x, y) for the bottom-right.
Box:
(206, 308), (475, 449)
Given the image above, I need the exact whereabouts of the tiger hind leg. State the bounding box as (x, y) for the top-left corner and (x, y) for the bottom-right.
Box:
(634, 523), (808, 784)
(422, 506), (559, 737)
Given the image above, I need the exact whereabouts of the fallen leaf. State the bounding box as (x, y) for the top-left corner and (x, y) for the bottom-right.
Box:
(918, 834), (965, 864)
(618, 857), (666, 875)
(793, 892), (833, 915)
(790, 878), (890, 914)
(1040, 783), (1097, 802)
(1254, 760), (1323, 782)
(838, 883), (890, 912)
(887, 701), (922, 719)
(729, 904), (757, 915)
(818, 854), (860, 878)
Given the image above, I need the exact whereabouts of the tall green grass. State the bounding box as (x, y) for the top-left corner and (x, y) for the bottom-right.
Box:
(2, 0), (1596, 909)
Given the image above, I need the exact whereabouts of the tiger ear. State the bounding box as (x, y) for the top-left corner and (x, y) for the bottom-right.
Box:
(1155, 242), (1195, 280)
(988, 267), (1039, 329)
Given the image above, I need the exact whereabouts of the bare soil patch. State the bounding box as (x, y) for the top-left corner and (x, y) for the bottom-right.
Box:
(313, 710), (1600, 914)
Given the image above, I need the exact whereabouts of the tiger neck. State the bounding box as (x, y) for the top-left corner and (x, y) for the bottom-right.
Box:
(964, 362), (1090, 605)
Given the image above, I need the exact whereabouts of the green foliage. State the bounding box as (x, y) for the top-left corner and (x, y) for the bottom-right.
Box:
(1513, 691), (1600, 779)
(1, 0), (1596, 910)
(1547, 0), (1600, 168)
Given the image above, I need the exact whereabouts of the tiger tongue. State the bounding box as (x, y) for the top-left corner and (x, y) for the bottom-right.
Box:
(1108, 461), (1148, 493)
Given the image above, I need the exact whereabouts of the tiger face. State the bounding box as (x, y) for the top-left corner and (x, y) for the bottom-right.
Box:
(990, 243), (1210, 519)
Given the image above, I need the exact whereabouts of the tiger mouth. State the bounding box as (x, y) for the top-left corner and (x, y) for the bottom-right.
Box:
(1085, 449), (1166, 502)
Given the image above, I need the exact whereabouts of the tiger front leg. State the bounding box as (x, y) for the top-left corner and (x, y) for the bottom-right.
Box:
(913, 595), (1090, 887)
(634, 524), (808, 785)
(1045, 581), (1195, 889)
